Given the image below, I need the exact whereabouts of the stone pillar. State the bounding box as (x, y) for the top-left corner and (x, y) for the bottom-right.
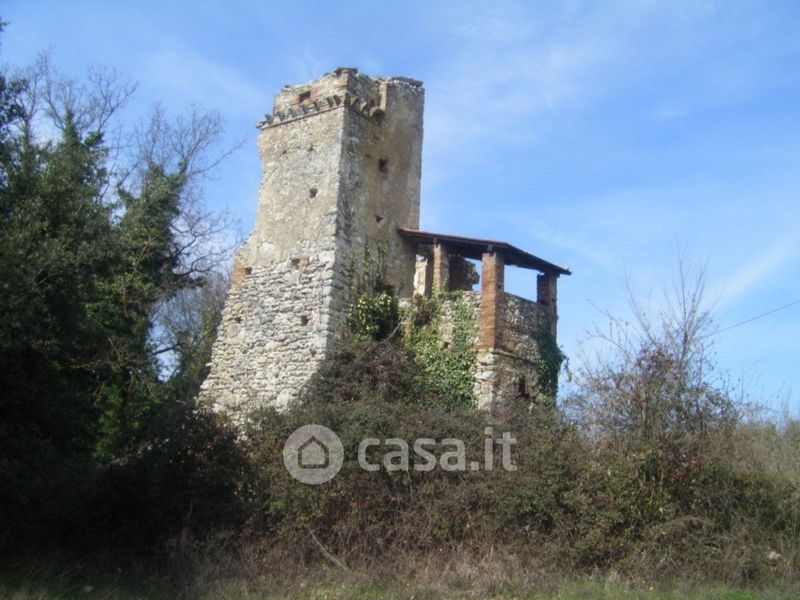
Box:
(537, 272), (558, 338)
(478, 251), (504, 349)
(432, 242), (450, 293)
(413, 256), (433, 297)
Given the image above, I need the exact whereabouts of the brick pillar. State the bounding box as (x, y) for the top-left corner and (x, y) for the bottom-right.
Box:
(432, 242), (450, 293)
(537, 272), (558, 338)
(478, 251), (504, 349)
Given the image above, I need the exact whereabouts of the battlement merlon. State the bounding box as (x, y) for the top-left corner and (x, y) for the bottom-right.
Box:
(258, 67), (424, 128)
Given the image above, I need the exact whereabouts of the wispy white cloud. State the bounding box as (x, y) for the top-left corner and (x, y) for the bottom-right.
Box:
(443, 13), (535, 43)
(418, 3), (666, 184)
(514, 219), (618, 270)
(422, 35), (616, 158)
(417, 0), (796, 187)
(146, 48), (270, 116)
(287, 49), (331, 86)
(711, 234), (800, 310)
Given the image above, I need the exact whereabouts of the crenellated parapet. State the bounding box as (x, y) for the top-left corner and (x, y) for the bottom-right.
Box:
(257, 90), (385, 128)
(257, 67), (422, 129)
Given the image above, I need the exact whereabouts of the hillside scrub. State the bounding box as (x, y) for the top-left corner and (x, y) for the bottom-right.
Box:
(4, 261), (800, 593)
(233, 337), (800, 586)
(228, 263), (800, 587)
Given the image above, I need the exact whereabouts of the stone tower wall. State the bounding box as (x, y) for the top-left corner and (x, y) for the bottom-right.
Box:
(199, 69), (424, 415)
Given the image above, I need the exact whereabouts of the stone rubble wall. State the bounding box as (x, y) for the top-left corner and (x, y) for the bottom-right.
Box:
(200, 249), (340, 415)
(475, 293), (552, 407)
(499, 293), (547, 358)
(200, 69), (424, 417)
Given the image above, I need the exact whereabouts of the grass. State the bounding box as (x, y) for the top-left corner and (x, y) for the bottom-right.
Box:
(204, 580), (797, 600)
(0, 555), (179, 600)
(2, 557), (798, 600)
(1, 579), (794, 600)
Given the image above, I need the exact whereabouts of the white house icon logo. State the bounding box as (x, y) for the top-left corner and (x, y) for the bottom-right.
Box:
(299, 436), (329, 468)
(283, 424), (344, 484)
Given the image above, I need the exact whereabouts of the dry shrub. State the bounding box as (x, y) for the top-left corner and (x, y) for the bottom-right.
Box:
(227, 338), (800, 589)
(238, 342), (583, 563)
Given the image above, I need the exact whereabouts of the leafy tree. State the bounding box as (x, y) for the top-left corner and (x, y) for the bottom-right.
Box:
(0, 30), (238, 543)
(0, 111), (114, 458)
(90, 163), (189, 456)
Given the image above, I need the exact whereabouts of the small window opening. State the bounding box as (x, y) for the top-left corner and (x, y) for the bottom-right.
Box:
(518, 376), (529, 398)
(309, 187), (318, 198)
(291, 257), (309, 269)
(244, 266), (252, 275)
(378, 157), (389, 174)
(298, 90), (311, 103)
(300, 315), (310, 326)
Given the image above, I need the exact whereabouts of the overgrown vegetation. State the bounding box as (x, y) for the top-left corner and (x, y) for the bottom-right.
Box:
(345, 243), (399, 342)
(533, 328), (566, 399)
(0, 24), (243, 555)
(236, 332), (799, 589)
(403, 292), (478, 408)
(345, 244), (478, 408)
(1, 25), (799, 599)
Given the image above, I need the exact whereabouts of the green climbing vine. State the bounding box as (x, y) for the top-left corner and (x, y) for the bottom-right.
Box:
(533, 329), (565, 401)
(343, 246), (479, 408)
(344, 246), (561, 407)
(345, 243), (399, 342)
(404, 292), (477, 409)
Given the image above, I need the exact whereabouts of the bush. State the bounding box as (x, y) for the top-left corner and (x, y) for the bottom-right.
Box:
(232, 318), (800, 586)
(91, 398), (249, 552)
(566, 262), (738, 451)
(301, 340), (432, 407)
(0, 395), (248, 558)
(243, 341), (586, 564)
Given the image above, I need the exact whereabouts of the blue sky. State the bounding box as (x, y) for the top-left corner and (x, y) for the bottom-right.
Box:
(3, 1), (799, 412)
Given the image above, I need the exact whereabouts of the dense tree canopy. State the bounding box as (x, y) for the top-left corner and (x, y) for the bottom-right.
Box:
(0, 26), (239, 543)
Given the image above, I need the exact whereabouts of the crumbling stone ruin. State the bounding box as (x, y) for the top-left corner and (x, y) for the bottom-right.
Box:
(199, 68), (570, 416)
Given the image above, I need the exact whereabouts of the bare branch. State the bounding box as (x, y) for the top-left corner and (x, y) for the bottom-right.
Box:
(566, 257), (742, 450)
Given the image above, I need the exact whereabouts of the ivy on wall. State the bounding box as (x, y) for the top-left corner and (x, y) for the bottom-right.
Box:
(343, 243), (477, 408)
(344, 245), (562, 407)
(533, 329), (565, 402)
(345, 244), (399, 342)
(404, 293), (477, 409)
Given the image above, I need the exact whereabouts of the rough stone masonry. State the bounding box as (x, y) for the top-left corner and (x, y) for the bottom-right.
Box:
(199, 68), (570, 416)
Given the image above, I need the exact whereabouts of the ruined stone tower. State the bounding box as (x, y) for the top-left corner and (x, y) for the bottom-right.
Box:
(202, 68), (571, 416)
(199, 68), (425, 413)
